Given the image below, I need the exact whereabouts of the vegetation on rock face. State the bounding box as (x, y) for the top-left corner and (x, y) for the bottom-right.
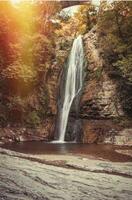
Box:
(73, 3), (97, 34)
(97, 1), (132, 116)
(97, 1), (132, 82)
(0, 1), (60, 127)
(0, 0), (132, 128)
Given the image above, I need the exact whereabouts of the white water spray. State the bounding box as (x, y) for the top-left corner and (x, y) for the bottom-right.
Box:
(58, 35), (84, 142)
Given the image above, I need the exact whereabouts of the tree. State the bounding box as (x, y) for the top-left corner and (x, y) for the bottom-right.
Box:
(0, 0), (60, 126)
(97, 1), (132, 81)
(73, 3), (97, 34)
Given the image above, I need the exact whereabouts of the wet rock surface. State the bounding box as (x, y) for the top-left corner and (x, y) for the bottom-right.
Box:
(0, 148), (132, 200)
(0, 117), (55, 144)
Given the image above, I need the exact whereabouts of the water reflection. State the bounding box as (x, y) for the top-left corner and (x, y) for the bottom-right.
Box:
(1, 141), (132, 162)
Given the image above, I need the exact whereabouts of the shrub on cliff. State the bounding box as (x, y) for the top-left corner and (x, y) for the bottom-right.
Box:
(2, 63), (37, 84)
(97, 1), (132, 116)
(25, 111), (41, 128)
(0, 1), (60, 126)
(97, 1), (132, 82)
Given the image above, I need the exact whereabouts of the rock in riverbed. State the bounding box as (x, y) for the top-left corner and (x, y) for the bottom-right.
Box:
(0, 148), (132, 200)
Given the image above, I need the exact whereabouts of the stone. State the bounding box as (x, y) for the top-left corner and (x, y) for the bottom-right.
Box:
(82, 119), (124, 144)
(0, 148), (132, 200)
(114, 136), (132, 146)
(19, 136), (26, 142)
(77, 27), (132, 145)
(0, 117), (55, 144)
(81, 28), (124, 120)
(114, 129), (132, 146)
(119, 128), (132, 136)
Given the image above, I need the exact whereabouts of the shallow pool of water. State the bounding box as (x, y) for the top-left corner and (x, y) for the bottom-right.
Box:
(1, 141), (132, 162)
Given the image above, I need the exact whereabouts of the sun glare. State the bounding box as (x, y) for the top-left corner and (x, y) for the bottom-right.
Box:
(10, 0), (22, 5)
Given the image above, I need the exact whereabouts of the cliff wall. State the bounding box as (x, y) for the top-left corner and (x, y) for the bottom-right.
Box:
(80, 27), (132, 145)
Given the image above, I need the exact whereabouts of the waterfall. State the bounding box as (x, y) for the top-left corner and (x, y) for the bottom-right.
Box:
(57, 35), (84, 142)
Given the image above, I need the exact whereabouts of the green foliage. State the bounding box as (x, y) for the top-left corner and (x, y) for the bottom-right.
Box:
(38, 86), (50, 116)
(94, 67), (103, 80)
(7, 96), (26, 111)
(97, 1), (132, 116)
(0, 1), (60, 126)
(113, 55), (132, 82)
(2, 62), (37, 84)
(0, 1), (131, 127)
(97, 1), (132, 82)
(55, 3), (97, 38)
(32, 34), (55, 69)
(74, 3), (97, 34)
(25, 111), (41, 128)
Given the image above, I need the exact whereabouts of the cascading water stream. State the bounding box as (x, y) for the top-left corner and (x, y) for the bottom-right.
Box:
(57, 35), (84, 142)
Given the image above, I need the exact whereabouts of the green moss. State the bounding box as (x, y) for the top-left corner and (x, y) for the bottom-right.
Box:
(25, 111), (41, 128)
(94, 68), (103, 80)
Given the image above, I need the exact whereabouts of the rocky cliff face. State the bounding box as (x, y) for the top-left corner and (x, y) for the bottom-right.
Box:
(80, 27), (132, 145)
(0, 38), (71, 144)
(0, 62), (62, 144)
(0, 117), (55, 144)
(81, 28), (124, 119)
(0, 28), (131, 145)
(42, 28), (132, 145)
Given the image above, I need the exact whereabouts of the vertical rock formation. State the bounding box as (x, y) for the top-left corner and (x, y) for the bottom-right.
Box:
(80, 27), (132, 145)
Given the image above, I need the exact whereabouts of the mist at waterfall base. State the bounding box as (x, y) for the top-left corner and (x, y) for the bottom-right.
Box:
(55, 35), (84, 143)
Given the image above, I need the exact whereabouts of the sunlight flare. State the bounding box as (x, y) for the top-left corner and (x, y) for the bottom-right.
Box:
(10, 0), (22, 5)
